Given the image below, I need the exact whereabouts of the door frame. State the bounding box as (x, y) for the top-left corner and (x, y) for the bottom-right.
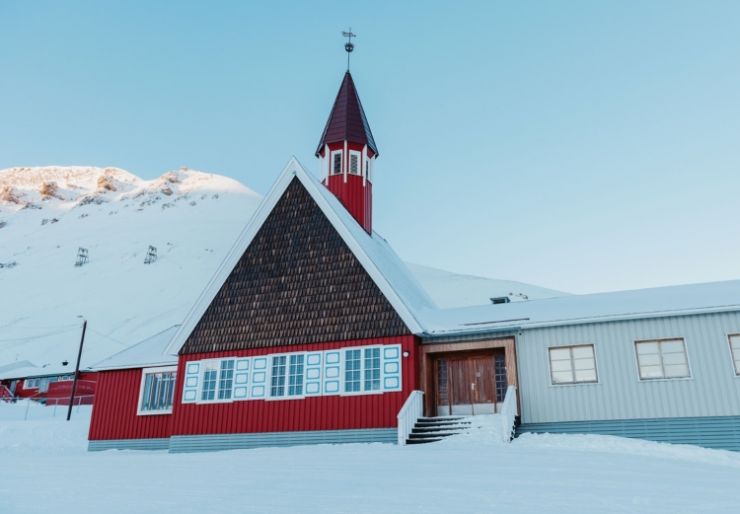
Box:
(420, 337), (518, 417)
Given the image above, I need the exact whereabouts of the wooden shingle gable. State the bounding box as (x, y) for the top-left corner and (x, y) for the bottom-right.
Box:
(179, 176), (410, 354)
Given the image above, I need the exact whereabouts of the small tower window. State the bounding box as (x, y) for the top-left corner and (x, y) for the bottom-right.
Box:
(349, 151), (361, 175)
(331, 151), (343, 175)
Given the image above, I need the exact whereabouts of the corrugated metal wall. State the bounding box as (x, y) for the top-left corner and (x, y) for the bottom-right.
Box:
(171, 335), (418, 436)
(517, 311), (740, 424)
(88, 369), (172, 441)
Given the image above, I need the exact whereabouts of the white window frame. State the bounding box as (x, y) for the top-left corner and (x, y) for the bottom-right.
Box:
(728, 334), (740, 376)
(547, 344), (598, 386)
(267, 352), (307, 400)
(330, 150), (343, 175)
(348, 150), (362, 176)
(341, 345), (384, 396)
(137, 366), (177, 416)
(196, 358), (236, 403)
(634, 338), (692, 381)
(187, 344), (402, 404)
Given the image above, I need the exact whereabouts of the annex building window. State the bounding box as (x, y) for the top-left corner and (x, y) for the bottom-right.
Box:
(635, 338), (690, 380)
(138, 367), (177, 415)
(729, 335), (740, 375)
(548, 345), (597, 385)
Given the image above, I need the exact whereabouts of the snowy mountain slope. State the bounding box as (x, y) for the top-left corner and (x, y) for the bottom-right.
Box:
(0, 166), (566, 379)
(0, 166), (261, 378)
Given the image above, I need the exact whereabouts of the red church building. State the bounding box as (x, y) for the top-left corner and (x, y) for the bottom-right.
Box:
(88, 70), (514, 451)
(88, 63), (740, 453)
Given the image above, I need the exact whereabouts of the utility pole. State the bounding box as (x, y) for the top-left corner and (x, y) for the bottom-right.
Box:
(66, 319), (87, 421)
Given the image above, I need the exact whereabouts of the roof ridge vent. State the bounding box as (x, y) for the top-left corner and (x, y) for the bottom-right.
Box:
(490, 296), (511, 305)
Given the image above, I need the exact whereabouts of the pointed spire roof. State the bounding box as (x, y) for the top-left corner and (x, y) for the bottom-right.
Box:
(315, 72), (378, 157)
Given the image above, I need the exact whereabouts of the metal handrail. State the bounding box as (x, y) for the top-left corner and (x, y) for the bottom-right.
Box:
(397, 390), (424, 446)
(500, 385), (518, 443)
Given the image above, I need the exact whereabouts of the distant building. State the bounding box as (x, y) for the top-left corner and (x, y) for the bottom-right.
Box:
(87, 70), (740, 453)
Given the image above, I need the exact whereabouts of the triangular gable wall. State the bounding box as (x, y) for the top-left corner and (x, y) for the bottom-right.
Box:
(180, 176), (410, 354)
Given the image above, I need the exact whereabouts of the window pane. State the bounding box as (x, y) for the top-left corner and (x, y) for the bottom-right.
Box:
(573, 357), (595, 371)
(574, 369), (597, 382)
(661, 350), (687, 367)
(552, 370), (574, 384)
(636, 342), (659, 355)
(288, 354), (304, 396)
(549, 345), (596, 384)
(731, 336), (740, 374)
(731, 335), (740, 351)
(550, 359), (573, 372)
(549, 348), (571, 361)
(142, 371), (176, 411)
(571, 346), (594, 359)
(660, 340), (685, 354)
(345, 349), (361, 392)
(663, 364), (690, 378)
(202, 366), (217, 401)
(363, 348), (381, 391)
(142, 374), (155, 411)
(639, 365), (664, 379)
(637, 353), (661, 367)
(218, 360), (235, 400)
(271, 356), (287, 397)
(332, 153), (342, 174)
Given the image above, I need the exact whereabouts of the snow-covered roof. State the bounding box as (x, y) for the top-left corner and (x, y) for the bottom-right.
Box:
(89, 325), (180, 371)
(422, 279), (740, 338)
(406, 263), (567, 308)
(166, 158), (436, 354)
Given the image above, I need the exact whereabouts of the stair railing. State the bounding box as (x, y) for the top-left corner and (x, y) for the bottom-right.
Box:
(0, 384), (14, 402)
(397, 390), (424, 446)
(500, 385), (518, 443)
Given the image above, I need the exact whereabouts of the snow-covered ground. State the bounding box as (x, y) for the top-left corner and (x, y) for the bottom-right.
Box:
(1, 402), (739, 514)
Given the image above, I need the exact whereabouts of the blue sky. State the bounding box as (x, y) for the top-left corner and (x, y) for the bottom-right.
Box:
(2, 1), (739, 294)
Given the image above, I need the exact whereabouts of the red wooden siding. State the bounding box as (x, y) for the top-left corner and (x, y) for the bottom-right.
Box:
(171, 335), (418, 436)
(88, 369), (172, 441)
(46, 372), (97, 405)
(323, 141), (375, 233)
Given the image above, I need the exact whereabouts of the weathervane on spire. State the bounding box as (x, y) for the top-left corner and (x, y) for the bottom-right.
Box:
(342, 29), (356, 71)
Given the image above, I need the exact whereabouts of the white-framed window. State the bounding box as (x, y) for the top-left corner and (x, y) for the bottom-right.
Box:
(366, 158), (372, 182)
(548, 344), (597, 385)
(200, 359), (235, 402)
(137, 366), (177, 415)
(635, 338), (690, 380)
(287, 354), (305, 395)
(729, 334), (740, 376)
(269, 353), (306, 398)
(331, 150), (343, 175)
(344, 346), (382, 394)
(349, 150), (361, 175)
(183, 344), (403, 405)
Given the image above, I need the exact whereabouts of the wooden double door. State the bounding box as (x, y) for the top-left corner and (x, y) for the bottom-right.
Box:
(436, 351), (507, 416)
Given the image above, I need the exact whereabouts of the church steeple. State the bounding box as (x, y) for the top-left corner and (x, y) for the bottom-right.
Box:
(316, 71), (378, 234)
